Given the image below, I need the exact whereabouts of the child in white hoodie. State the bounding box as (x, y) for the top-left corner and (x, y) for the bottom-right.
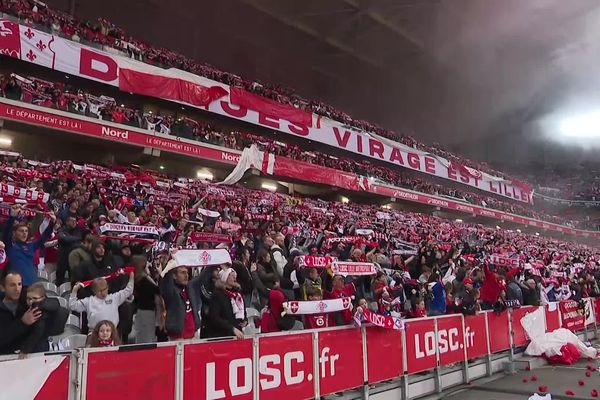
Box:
(70, 272), (134, 331)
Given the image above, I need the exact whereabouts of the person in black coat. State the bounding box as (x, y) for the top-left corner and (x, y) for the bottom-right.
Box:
(206, 268), (246, 339)
(56, 216), (84, 285)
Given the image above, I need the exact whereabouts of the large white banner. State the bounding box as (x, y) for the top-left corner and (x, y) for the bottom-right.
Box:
(0, 19), (532, 203)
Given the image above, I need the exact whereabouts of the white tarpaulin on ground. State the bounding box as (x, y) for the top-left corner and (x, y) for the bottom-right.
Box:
(521, 307), (597, 359)
(0, 354), (65, 400)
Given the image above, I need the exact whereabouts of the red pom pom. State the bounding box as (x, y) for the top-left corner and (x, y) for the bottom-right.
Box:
(538, 385), (548, 393)
(587, 365), (596, 371)
(579, 380), (585, 386)
(525, 366), (531, 371)
(586, 371), (592, 377)
(591, 389), (598, 398)
(523, 378), (529, 383)
(531, 375), (537, 381)
(565, 390), (575, 396)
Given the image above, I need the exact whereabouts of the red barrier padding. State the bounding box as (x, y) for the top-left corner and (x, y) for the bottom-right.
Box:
(317, 329), (364, 396)
(595, 298), (600, 323)
(545, 306), (561, 332)
(436, 315), (466, 366)
(258, 333), (314, 400)
(35, 356), (70, 400)
(463, 313), (489, 359)
(365, 326), (404, 383)
(511, 306), (538, 347)
(487, 311), (511, 352)
(85, 346), (176, 400)
(404, 319), (437, 373)
(183, 339), (253, 400)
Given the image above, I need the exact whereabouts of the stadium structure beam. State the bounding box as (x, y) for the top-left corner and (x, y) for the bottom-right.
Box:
(239, 0), (388, 71)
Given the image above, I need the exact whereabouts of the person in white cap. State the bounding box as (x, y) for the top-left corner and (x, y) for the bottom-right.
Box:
(205, 267), (246, 339)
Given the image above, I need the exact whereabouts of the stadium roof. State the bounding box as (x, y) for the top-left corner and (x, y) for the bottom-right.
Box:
(46, 0), (600, 166)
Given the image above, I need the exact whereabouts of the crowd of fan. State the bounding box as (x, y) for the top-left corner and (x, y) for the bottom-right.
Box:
(0, 0), (525, 185)
(0, 153), (599, 356)
(2, 71), (598, 230)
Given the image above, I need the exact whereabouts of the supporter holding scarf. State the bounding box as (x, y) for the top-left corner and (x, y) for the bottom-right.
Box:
(206, 267), (246, 339)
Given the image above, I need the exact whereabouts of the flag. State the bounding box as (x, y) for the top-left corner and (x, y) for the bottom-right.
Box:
(0, 19), (21, 57)
(19, 24), (55, 69)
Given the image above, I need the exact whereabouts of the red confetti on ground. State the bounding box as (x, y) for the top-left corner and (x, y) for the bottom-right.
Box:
(565, 390), (575, 396)
(579, 380), (585, 386)
(523, 378), (529, 383)
(591, 389), (598, 398)
(538, 385), (548, 393)
(531, 375), (537, 381)
(587, 365), (596, 371)
(586, 371), (592, 377)
(525, 366), (531, 371)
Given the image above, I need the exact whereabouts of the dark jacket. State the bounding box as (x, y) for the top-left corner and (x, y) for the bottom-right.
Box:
(206, 283), (245, 338)
(0, 297), (30, 355)
(506, 280), (523, 305)
(522, 286), (541, 306)
(68, 245), (92, 282)
(2, 216), (55, 286)
(256, 260), (279, 291)
(73, 253), (121, 298)
(159, 272), (202, 336)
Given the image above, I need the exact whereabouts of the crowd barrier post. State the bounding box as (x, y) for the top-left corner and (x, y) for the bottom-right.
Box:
(175, 342), (183, 400)
(483, 311), (493, 377)
(460, 314), (470, 384)
(507, 308), (515, 361)
(75, 347), (88, 400)
(401, 326), (409, 400)
(311, 331), (321, 399)
(252, 336), (259, 400)
(360, 326), (370, 400)
(433, 317), (442, 393)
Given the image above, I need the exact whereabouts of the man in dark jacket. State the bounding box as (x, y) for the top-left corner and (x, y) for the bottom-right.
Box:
(56, 216), (84, 285)
(522, 278), (541, 306)
(160, 264), (202, 340)
(72, 240), (120, 297)
(68, 234), (94, 284)
(0, 271), (42, 355)
(2, 205), (56, 287)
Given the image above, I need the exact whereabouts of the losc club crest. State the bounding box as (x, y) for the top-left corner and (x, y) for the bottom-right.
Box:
(289, 301), (299, 314)
(317, 301), (328, 313)
(198, 251), (211, 265)
(342, 297), (350, 309)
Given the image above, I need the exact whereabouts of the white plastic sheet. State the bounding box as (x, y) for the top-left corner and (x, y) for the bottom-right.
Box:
(521, 307), (597, 359)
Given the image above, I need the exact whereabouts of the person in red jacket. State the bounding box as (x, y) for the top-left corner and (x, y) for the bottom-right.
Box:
(303, 286), (334, 329)
(324, 274), (356, 325)
(479, 263), (506, 310)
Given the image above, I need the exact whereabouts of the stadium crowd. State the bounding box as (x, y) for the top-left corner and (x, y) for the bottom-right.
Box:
(0, 0), (523, 184)
(0, 152), (599, 356)
(1, 71), (597, 230)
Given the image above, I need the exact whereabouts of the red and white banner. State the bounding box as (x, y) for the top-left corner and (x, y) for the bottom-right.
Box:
(283, 297), (352, 315)
(197, 208), (220, 218)
(0, 98), (596, 238)
(0, 354), (67, 400)
(298, 255), (336, 268)
(357, 308), (405, 330)
(99, 223), (159, 236)
(331, 261), (377, 276)
(173, 249), (232, 267)
(0, 19), (532, 203)
(559, 300), (585, 331)
(188, 232), (232, 244)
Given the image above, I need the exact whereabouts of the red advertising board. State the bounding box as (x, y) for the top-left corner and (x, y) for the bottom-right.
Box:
(595, 298), (600, 324)
(183, 339), (253, 400)
(511, 307), (537, 346)
(559, 300), (585, 332)
(257, 333), (315, 400)
(365, 326), (404, 383)
(35, 356), (70, 400)
(85, 346), (176, 400)
(317, 329), (364, 396)
(463, 313), (489, 359)
(404, 319), (436, 373)
(436, 315), (466, 366)
(545, 305), (561, 332)
(486, 311), (511, 352)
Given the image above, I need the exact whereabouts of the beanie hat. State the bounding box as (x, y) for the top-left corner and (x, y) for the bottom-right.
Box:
(219, 267), (236, 283)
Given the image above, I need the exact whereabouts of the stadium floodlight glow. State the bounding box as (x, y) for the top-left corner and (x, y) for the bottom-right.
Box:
(196, 170), (213, 180)
(455, 219), (463, 223)
(516, 229), (521, 233)
(340, 196), (350, 204)
(559, 112), (600, 138)
(261, 183), (277, 192)
(159, 165), (165, 170)
(0, 137), (12, 147)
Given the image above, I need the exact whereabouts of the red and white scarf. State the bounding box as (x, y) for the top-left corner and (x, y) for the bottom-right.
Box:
(354, 308), (405, 330)
(332, 261), (377, 276)
(298, 255), (337, 268)
(224, 289), (245, 320)
(80, 266), (135, 288)
(282, 297), (352, 315)
(99, 223), (160, 237)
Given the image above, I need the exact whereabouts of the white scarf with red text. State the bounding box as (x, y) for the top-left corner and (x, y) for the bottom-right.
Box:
(282, 297), (352, 315)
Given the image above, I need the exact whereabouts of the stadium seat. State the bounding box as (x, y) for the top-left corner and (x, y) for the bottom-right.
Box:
(58, 282), (71, 300)
(41, 282), (58, 297)
(49, 271), (56, 283)
(243, 325), (260, 336)
(291, 320), (304, 331)
(59, 334), (88, 350)
(37, 270), (49, 282)
(48, 295), (68, 310)
(64, 314), (81, 335)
